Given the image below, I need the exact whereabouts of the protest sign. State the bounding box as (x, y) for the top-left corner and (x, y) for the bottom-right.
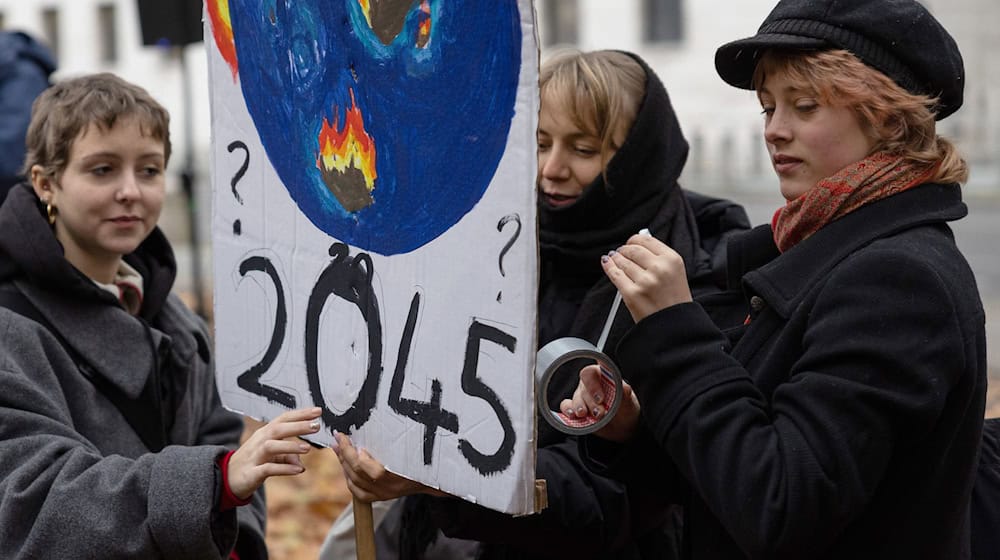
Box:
(206, 0), (539, 514)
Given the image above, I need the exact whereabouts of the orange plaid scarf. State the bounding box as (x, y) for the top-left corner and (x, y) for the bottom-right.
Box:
(772, 152), (937, 252)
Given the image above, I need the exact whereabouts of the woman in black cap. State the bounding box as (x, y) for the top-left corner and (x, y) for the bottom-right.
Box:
(562, 0), (987, 557)
(327, 49), (751, 559)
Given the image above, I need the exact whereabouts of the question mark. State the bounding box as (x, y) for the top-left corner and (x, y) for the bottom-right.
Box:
(227, 140), (250, 235)
(496, 213), (522, 302)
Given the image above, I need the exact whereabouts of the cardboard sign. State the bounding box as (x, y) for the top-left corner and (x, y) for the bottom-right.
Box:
(205, 0), (540, 514)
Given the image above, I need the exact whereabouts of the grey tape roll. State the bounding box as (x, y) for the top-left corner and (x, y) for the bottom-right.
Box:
(535, 337), (624, 435)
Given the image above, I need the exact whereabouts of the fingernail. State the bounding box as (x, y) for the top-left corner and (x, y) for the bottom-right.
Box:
(563, 407), (574, 417)
(592, 407), (602, 417)
(576, 406), (585, 416)
(593, 393), (603, 404)
(608, 250), (617, 257)
(309, 421), (321, 431)
(601, 255), (609, 264)
(299, 443), (310, 452)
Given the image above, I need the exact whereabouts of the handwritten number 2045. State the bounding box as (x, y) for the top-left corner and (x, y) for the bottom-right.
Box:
(235, 242), (517, 476)
(226, 141), (518, 475)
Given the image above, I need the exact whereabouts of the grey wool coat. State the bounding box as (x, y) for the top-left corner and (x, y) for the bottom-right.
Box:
(0, 184), (266, 559)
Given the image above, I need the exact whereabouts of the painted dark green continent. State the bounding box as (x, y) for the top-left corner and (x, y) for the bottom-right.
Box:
(320, 165), (373, 212)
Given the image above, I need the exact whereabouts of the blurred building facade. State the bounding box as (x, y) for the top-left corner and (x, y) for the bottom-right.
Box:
(534, 0), (1000, 193)
(0, 0), (996, 221)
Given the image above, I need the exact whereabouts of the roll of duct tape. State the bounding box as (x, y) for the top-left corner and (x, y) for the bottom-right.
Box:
(535, 337), (623, 435)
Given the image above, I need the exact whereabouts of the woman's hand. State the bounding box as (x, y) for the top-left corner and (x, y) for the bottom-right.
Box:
(559, 364), (641, 442)
(227, 407), (323, 499)
(603, 234), (692, 322)
(333, 431), (448, 503)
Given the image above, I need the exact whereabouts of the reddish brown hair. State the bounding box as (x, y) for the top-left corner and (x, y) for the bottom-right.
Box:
(753, 49), (967, 184)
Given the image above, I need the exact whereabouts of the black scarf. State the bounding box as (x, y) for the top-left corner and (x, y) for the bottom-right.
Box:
(394, 52), (716, 560)
(537, 52), (707, 356)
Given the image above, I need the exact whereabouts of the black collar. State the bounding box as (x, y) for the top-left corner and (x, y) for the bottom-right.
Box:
(730, 183), (966, 318)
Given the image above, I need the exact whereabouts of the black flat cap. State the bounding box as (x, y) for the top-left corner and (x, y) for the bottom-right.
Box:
(715, 0), (965, 120)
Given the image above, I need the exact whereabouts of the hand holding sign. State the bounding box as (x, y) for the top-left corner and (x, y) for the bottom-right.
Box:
(332, 431), (448, 503)
(228, 407), (324, 499)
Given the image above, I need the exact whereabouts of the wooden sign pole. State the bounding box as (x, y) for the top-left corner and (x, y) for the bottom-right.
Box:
(353, 496), (376, 560)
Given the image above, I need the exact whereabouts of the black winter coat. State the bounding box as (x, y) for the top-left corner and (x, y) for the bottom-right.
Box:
(413, 52), (751, 560)
(587, 183), (987, 559)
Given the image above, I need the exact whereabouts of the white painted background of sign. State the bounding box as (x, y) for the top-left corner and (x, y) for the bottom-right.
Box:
(207, 2), (540, 515)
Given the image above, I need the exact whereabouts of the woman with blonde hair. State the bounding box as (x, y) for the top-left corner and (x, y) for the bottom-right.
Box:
(564, 0), (986, 557)
(325, 49), (750, 559)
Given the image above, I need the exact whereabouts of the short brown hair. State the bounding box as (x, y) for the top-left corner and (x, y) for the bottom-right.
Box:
(23, 72), (171, 180)
(752, 49), (968, 184)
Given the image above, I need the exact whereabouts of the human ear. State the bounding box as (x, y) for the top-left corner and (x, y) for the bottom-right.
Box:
(30, 165), (55, 203)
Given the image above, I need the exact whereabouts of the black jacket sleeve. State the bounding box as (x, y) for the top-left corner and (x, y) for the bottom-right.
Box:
(614, 245), (978, 557)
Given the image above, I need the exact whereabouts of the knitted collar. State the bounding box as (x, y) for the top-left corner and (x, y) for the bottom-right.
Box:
(771, 152), (937, 252)
(93, 260), (145, 316)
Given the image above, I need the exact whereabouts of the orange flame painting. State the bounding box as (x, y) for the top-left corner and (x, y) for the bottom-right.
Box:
(316, 89), (378, 212)
(417, 0), (431, 48)
(356, 0), (374, 29)
(207, 0), (239, 79)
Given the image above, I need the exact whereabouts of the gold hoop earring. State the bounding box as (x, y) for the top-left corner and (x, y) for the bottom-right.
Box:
(46, 203), (57, 225)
